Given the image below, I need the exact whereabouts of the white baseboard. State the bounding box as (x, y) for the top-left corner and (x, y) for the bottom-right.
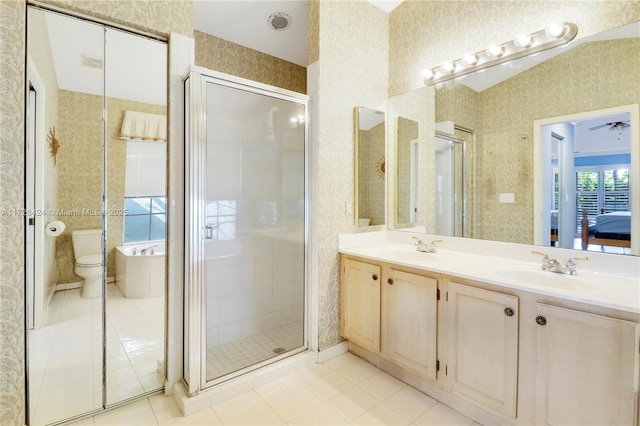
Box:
(317, 341), (348, 363)
(173, 350), (317, 417)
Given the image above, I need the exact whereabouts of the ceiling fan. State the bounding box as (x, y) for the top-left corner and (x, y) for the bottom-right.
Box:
(587, 120), (631, 132)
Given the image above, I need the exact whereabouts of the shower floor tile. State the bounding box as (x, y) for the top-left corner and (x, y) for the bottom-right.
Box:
(206, 322), (304, 381)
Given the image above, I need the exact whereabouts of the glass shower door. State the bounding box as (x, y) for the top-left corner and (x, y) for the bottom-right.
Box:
(202, 79), (307, 383)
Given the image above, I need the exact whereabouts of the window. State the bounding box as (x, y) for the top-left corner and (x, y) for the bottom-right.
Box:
(205, 200), (236, 241)
(124, 196), (166, 243)
(576, 166), (630, 231)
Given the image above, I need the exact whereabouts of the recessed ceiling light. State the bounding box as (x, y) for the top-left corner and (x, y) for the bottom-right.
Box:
(267, 12), (291, 31)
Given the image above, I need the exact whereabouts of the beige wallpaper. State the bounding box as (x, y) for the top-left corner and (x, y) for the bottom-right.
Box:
(0, 1), (189, 423)
(195, 30), (307, 94)
(389, 0), (640, 96)
(308, 0), (319, 64)
(314, 0), (389, 350)
(358, 122), (386, 226)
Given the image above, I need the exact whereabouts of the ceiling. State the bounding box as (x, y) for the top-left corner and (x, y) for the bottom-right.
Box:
(192, 0), (404, 67)
(44, 11), (167, 106)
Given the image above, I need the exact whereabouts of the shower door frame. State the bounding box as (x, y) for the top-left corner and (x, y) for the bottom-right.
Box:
(435, 132), (467, 237)
(183, 66), (310, 394)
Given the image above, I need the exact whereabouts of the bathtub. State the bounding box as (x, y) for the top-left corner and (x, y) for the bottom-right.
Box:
(115, 242), (165, 298)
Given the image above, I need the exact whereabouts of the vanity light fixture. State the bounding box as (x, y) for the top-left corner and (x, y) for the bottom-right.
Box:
(422, 22), (578, 86)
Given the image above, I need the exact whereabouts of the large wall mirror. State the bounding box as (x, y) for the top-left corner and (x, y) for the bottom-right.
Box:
(26, 6), (167, 424)
(388, 20), (639, 256)
(355, 106), (386, 227)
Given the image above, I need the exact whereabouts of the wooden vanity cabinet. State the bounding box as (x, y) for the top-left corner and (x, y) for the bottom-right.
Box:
(340, 257), (381, 352)
(383, 268), (438, 380)
(446, 281), (519, 418)
(535, 303), (640, 426)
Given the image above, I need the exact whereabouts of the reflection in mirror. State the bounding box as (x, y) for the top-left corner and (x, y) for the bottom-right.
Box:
(26, 6), (167, 424)
(390, 20), (639, 256)
(355, 106), (386, 227)
(395, 117), (419, 224)
(535, 106), (637, 255)
(26, 8), (105, 424)
(434, 131), (467, 237)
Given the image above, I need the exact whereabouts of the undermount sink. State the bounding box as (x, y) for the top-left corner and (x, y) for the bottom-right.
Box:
(495, 268), (601, 291)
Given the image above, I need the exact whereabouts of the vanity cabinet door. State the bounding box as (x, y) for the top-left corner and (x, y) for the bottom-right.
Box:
(535, 304), (639, 426)
(340, 257), (381, 352)
(447, 282), (519, 418)
(383, 269), (438, 380)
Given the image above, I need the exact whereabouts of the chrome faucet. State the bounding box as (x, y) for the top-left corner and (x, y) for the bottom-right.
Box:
(413, 237), (442, 254)
(140, 244), (158, 255)
(532, 251), (588, 275)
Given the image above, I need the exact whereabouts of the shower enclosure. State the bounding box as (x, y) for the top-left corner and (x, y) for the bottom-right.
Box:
(183, 68), (308, 392)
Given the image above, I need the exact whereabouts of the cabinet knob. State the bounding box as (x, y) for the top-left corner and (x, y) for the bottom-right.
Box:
(536, 315), (547, 326)
(387, 278), (393, 285)
(504, 307), (514, 317)
(372, 274), (378, 281)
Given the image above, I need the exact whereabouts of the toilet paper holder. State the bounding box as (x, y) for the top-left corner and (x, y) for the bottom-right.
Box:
(45, 220), (66, 237)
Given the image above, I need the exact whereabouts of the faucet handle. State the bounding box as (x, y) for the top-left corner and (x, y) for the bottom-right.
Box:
(431, 239), (443, 244)
(531, 250), (548, 258)
(565, 256), (588, 275)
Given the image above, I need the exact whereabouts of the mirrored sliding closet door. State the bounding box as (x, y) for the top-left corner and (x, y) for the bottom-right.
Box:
(25, 6), (167, 425)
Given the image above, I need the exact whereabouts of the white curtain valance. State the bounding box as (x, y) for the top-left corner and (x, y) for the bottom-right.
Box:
(119, 110), (166, 142)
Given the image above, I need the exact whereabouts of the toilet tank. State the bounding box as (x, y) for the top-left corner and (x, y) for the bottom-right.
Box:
(71, 229), (102, 259)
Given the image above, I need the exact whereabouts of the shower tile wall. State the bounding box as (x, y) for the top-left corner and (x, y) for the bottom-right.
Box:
(205, 115), (304, 351)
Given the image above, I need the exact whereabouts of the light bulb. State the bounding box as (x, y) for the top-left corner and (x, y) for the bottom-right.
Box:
(486, 44), (504, 58)
(441, 61), (455, 73)
(421, 68), (435, 80)
(462, 53), (478, 66)
(514, 33), (533, 48)
(545, 23), (565, 38)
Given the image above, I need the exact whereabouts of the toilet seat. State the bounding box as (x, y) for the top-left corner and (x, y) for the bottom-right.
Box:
(76, 254), (102, 267)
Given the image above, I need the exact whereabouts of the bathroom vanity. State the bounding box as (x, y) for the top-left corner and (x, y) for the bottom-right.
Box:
(339, 233), (640, 426)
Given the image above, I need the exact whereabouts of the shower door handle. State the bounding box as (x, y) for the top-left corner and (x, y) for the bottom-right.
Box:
(204, 225), (214, 240)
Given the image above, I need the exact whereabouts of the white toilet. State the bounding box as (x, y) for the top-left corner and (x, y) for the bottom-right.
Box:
(71, 229), (103, 298)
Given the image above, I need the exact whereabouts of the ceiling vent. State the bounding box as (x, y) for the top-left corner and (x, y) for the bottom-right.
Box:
(82, 53), (103, 69)
(267, 12), (291, 31)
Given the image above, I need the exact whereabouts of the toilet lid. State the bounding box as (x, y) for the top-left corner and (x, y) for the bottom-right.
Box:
(76, 254), (102, 267)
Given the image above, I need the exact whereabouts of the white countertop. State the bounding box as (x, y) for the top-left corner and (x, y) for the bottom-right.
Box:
(340, 241), (640, 315)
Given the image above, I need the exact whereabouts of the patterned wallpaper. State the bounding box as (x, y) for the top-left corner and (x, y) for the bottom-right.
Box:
(0, 1), (189, 423)
(389, 0), (640, 96)
(314, 0), (388, 350)
(308, 0), (319, 64)
(195, 30), (307, 94)
(357, 122), (386, 226)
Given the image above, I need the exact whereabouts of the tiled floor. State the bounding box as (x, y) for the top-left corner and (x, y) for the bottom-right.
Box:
(206, 322), (304, 380)
(28, 285), (164, 425)
(72, 352), (479, 426)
